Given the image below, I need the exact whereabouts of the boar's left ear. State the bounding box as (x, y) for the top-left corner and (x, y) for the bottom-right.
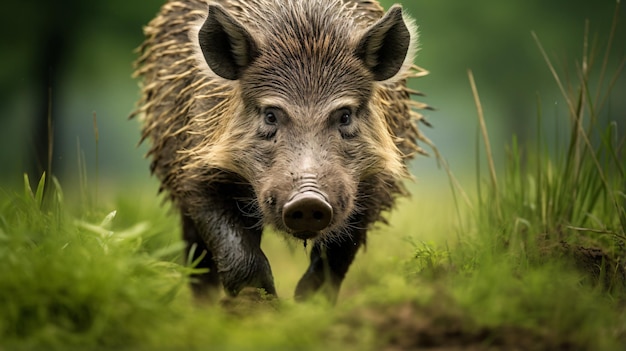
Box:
(356, 5), (414, 82)
(199, 4), (259, 80)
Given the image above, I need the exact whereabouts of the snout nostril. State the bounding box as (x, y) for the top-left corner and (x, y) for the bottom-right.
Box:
(282, 191), (333, 232)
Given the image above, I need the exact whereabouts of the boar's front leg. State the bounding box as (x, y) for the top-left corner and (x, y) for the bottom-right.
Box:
(184, 188), (276, 298)
(183, 213), (221, 299)
(294, 226), (366, 303)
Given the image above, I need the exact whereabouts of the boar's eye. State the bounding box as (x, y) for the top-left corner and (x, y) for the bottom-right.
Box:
(334, 107), (353, 127)
(334, 107), (357, 139)
(264, 110), (278, 125)
(338, 109), (352, 126)
(258, 107), (281, 140)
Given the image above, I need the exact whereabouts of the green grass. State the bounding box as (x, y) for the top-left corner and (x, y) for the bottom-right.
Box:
(1, 14), (625, 351)
(2, 172), (623, 350)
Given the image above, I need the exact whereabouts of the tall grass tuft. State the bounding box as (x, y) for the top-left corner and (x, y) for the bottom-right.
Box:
(402, 7), (626, 349)
(0, 174), (188, 350)
(469, 3), (625, 289)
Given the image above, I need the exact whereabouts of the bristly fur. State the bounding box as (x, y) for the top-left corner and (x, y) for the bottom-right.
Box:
(131, 0), (436, 300)
(131, 0), (433, 216)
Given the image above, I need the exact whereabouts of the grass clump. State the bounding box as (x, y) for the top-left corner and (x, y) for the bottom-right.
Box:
(399, 9), (625, 349)
(428, 9), (625, 349)
(467, 18), (625, 286)
(0, 173), (187, 350)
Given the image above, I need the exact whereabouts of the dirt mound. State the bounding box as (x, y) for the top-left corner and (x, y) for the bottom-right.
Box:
(342, 301), (575, 351)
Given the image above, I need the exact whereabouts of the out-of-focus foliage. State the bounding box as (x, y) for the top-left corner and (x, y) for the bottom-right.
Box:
(0, 0), (623, 187)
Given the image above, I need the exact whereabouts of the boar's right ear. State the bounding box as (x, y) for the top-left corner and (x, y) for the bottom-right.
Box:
(355, 5), (413, 82)
(199, 4), (259, 80)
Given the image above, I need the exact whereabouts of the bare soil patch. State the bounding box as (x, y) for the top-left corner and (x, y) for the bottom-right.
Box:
(341, 300), (576, 351)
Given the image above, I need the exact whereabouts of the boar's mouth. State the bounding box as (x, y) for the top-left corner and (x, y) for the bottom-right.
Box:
(291, 230), (320, 240)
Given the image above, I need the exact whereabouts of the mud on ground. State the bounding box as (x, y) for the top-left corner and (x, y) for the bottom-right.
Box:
(341, 300), (575, 351)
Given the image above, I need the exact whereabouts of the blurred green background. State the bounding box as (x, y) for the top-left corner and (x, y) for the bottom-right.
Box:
(0, 0), (624, 191)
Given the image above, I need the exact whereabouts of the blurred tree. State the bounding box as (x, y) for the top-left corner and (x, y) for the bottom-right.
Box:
(0, 1), (162, 186)
(400, 0), (624, 141)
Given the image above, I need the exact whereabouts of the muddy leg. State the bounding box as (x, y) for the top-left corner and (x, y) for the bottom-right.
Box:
(182, 213), (220, 300)
(294, 228), (366, 303)
(183, 179), (276, 298)
(193, 198), (276, 298)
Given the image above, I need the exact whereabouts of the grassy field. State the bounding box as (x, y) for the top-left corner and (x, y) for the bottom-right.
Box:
(2, 19), (625, 351)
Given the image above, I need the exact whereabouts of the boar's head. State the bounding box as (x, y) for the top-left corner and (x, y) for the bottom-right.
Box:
(196, 2), (416, 241)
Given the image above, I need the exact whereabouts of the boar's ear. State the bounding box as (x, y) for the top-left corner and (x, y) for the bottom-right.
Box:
(355, 5), (413, 82)
(199, 4), (259, 80)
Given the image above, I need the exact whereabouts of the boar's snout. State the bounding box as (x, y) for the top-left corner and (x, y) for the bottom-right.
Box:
(283, 192), (333, 233)
(282, 174), (333, 238)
